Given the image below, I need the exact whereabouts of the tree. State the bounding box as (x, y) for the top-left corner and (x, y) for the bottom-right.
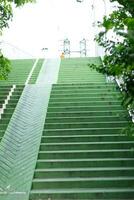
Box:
(110, 0), (134, 16)
(0, 0), (35, 79)
(89, 0), (134, 124)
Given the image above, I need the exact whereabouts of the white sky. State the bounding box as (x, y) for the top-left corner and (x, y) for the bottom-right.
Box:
(1, 0), (110, 59)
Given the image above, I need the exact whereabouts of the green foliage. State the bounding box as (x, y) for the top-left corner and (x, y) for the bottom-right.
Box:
(0, 0), (35, 79)
(0, 1), (12, 35)
(89, 0), (134, 115)
(0, 54), (11, 80)
(9, 0), (36, 6)
(110, 0), (134, 16)
(0, 0), (35, 33)
(121, 123), (134, 136)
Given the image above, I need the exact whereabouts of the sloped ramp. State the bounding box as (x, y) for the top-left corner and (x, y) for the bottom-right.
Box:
(36, 58), (61, 84)
(0, 85), (51, 200)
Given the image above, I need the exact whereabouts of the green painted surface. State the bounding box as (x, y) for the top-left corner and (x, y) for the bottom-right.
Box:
(30, 57), (134, 200)
(0, 85), (51, 200)
(28, 59), (44, 84)
(0, 86), (11, 107)
(58, 57), (105, 84)
(0, 86), (24, 142)
(0, 57), (134, 200)
(0, 58), (61, 200)
(36, 59), (61, 84)
(0, 59), (35, 85)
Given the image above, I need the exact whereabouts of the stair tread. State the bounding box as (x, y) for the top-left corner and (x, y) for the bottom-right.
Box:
(43, 134), (126, 138)
(40, 141), (134, 145)
(44, 127), (123, 131)
(48, 105), (124, 108)
(46, 116), (124, 119)
(47, 110), (126, 113)
(37, 158), (134, 162)
(45, 121), (128, 125)
(30, 187), (134, 194)
(33, 176), (134, 182)
(35, 167), (134, 172)
(39, 149), (134, 153)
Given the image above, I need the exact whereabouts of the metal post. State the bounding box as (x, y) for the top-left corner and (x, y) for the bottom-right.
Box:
(63, 38), (70, 57)
(42, 48), (48, 58)
(80, 38), (87, 57)
(76, 0), (107, 57)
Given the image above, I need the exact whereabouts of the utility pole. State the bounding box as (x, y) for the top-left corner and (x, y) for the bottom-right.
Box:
(76, 0), (107, 57)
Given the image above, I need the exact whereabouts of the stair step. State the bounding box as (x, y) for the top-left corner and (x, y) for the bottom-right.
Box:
(51, 89), (119, 94)
(0, 118), (10, 124)
(36, 158), (134, 168)
(6, 103), (18, 108)
(43, 127), (123, 136)
(47, 110), (128, 117)
(0, 124), (9, 129)
(47, 105), (125, 112)
(1, 113), (13, 118)
(53, 82), (115, 85)
(42, 135), (133, 143)
(30, 188), (134, 199)
(48, 101), (122, 107)
(49, 96), (122, 102)
(45, 116), (129, 123)
(32, 177), (134, 189)
(52, 85), (117, 90)
(50, 92), (121, 98)
(44, 121), (129, 129)
(58, 79), (105, 83)
(40, 141), (134, 151)
(34, 167), (134, 178)
(38, 149), (134, 159)
(3, 108), (15, 113)
(0, 131), (5, 137)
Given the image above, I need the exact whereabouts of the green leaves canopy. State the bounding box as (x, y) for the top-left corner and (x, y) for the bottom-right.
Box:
(89, 0), (134, 115)
(0, 54), (11, 80)
(0, 0), (35, 33)
(110, 0), (134, 16)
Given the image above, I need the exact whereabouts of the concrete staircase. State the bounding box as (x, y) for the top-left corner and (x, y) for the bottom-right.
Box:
(0, 59), (35, 85)
(30, 58), (134, 200)
(28, 59), (44, 84)
(0, 86), (11, 108)
(0, 85), (24, 142)
(0, 58), (43, 143)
